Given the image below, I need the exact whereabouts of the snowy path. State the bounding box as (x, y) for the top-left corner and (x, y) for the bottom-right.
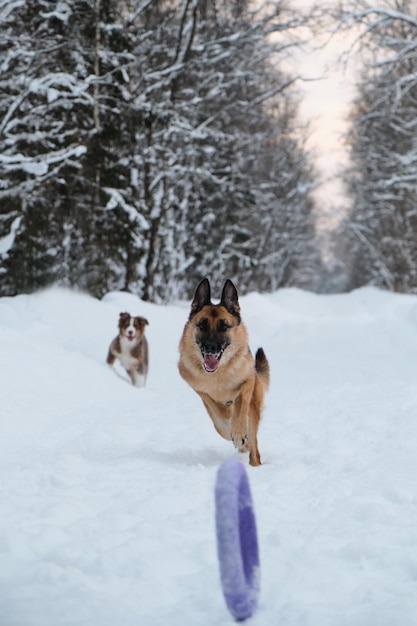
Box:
(1, 287), (417, 625)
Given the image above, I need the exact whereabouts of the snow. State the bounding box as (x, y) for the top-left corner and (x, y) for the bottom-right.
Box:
(0, 145), (87, 174)
(1, 285), (417, 625)
(0, 215), (22, 255)
(103, 187), (150, 229)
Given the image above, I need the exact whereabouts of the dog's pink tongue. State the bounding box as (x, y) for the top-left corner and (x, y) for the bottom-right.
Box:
(204, 354), (219, 372)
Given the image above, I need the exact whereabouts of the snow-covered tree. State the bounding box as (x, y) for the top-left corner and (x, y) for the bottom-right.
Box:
(134, 0), (321, 300)
(0, 0), (90, 292)
(336, 0), (417, 292)
(0, 0), (152, 295)
(0, 0), (320, 300)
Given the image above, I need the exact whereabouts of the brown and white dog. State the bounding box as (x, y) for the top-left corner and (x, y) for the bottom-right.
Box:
(178, 278), (270, 466)
(107, 312), (149, 387)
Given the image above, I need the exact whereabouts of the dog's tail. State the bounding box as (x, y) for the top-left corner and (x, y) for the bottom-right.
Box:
(255, 347), (270, 390)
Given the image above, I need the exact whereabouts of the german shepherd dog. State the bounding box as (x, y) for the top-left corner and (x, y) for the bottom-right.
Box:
(107, 312), (149, 387)
(178, 278), (269, 466)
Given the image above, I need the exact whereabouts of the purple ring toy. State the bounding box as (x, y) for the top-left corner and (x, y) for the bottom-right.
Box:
(215, 458), (260, 621)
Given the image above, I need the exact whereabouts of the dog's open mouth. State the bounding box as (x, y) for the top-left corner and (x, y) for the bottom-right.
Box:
(202, 350), (224, 373)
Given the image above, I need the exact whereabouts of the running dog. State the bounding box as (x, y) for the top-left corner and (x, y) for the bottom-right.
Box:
(178, 278), (269, 466)
(107, 312), (149, 387)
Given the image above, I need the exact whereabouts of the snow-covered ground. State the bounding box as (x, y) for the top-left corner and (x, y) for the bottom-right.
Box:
(1, 285), (417, 625)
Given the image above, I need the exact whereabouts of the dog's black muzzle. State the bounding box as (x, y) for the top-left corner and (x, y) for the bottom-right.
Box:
(196, 338), (230, 373)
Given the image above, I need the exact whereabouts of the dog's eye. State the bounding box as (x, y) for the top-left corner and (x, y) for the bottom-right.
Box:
(197, 319), (208, 332)
(217, 319), (230, 332)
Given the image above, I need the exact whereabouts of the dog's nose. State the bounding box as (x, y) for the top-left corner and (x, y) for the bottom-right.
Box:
(202, 340), (220, 354)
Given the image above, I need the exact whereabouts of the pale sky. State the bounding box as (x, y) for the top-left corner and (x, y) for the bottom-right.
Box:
(288, 0), (359, 228)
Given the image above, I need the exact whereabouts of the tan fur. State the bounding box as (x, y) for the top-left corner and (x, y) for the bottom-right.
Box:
(107, 312), (149, 388)
(178, 278), (269, 466)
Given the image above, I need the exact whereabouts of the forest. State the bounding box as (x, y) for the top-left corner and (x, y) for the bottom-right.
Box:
(1, 0), (416, 302)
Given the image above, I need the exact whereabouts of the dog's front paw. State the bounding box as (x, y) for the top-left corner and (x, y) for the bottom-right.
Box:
(231, 432), (248, 452)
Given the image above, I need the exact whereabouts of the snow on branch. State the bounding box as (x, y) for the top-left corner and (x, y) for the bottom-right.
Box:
(29, 73), (94, 104)
(103, 187), (150, 230)
(0, 0), (25, 22)
(0, 215), (22, 255)
(0, 145), (86, 175)
(346, 6), (417, 29)
(40, 1), (71, 24)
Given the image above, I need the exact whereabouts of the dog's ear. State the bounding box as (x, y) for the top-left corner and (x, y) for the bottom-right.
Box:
(220, 279), (240, 318)
(118, 312), (130, 330)
(190, 278), (211, 317)
(137, 317), (149, 327)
